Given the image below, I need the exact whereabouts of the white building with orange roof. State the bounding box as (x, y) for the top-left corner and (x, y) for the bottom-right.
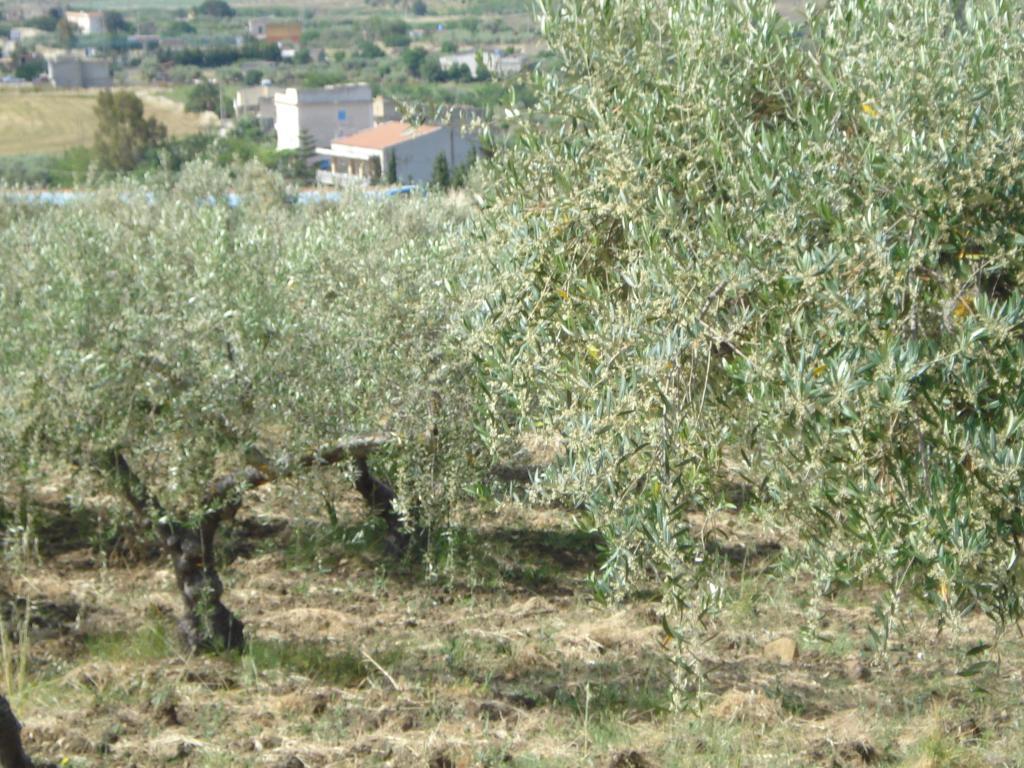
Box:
(315, 120), (477, 186)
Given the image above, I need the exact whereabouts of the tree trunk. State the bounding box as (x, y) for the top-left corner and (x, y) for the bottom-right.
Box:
(100, 435), (408, 652)
(353, 456), (420, 550)
(156, 514), (245, 652)
(105, 451), (245, 652)
(0, 696), (32, 768)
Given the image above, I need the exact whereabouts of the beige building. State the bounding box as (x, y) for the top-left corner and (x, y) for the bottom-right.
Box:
(47, 55), (111, 88)
(273, 84), (373, 151)
(65, 11), (106, 36)
(233, 84), (286, 131)
(315, 120), (478, 186)
(373, 95), (401, 124)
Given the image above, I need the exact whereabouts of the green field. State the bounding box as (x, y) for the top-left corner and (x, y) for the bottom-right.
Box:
(0, 88), (213, 157)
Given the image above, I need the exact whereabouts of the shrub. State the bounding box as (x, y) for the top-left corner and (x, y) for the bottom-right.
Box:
(195, 0), (235, 18)
(93, 90), (167, 172)
(0, 166), (485, 645)
(185, 80), (223, 114)
(470, 0), (1024, 691)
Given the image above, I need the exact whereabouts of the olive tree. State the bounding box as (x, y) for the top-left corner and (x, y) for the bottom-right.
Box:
(0, 162), (482, 650)
(469, 0), (1024, 689)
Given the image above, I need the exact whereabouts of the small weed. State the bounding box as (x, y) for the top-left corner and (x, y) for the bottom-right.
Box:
(243, 638), (385, 687)
(83, 619), (176, 662)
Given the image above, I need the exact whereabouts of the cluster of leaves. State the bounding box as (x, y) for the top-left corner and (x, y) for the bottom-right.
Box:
(0, 164), (484, 559)
(469, 0), (1024, 679)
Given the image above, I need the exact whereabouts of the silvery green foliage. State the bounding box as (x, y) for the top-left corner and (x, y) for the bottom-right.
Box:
(471, 0), (1024, 661)
(0, 162), (482, 546)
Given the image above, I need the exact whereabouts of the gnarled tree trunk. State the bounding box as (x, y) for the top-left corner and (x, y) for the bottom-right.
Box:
(102, 435), (405, 653)
(0, 696), (32, 768)
(106, 451), (245, 652)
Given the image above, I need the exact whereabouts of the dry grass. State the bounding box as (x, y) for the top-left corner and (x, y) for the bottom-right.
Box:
(0, 88), (215, 157)
(2, 488), (1023, 767)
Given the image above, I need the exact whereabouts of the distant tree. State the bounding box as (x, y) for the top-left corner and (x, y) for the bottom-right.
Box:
(231, 115), (264, 140)
(412, 0), (428, 15)
(357, 40), (386, 59)
(440, 40), (457, 53)
(93, 90), (168, 172)
(421, 53), (443, 81)
(474, 50), (491, 81)
(139, 55), (161, 82)
(431, 152), (450, 189)
(385, 151), (398, 184)
(195, 0), (235, 18)
(402, 45), (428, 77)
(56, 16), (76, 50)
(163, 20), (196, 35)
(368, 155), (382, 182)
(244, 69), (264, 86)
(295, 48), (312, 64)
(185, 80), (224, 114)
(104, 11), (134, 33)
(14, 58), (45, 81)
(450, 147), (475, 188)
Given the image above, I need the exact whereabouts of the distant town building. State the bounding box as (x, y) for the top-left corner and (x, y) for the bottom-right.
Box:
(47, 55), (111, 88)
(274, 84), (374, 151)
(9, 27), (47, 43)
(437, 50), (525, 78)
(315, 120), (478, 186)
(65, 11), (107, 36)
(373, 95), (401, 124)
(4, 2), (54, 21)
(247, 18), (302, 44)
(233, 84), (286, 131)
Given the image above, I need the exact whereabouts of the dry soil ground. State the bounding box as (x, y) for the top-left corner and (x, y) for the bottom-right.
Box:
(1, 485), (1023, 767)
(0, 88), (214, 157)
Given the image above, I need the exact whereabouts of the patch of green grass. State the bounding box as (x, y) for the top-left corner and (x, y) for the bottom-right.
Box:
(243, 638), (383, 687)
(83, 619), (177, 662)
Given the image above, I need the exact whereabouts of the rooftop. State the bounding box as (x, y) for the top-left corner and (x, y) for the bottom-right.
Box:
(331, 121), (442, 151)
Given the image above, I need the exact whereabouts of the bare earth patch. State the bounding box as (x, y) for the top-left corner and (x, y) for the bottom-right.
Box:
(2, 490), (1022, 767)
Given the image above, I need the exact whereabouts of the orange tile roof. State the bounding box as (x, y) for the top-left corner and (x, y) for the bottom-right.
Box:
(332, 121), (442, 150)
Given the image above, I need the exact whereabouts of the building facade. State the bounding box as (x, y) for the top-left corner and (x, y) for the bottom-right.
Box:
(274, 85), (373, 151)
(373, 95), (401, 124)
(315, 120), (478, 186)
(65, 11), (106, 36)
(247, 18), (302, 44)
(47, 56), (111, 88)
(233, 84), (286, 131)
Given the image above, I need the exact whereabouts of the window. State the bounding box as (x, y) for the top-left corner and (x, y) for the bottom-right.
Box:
(337, 110), (347, 121)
